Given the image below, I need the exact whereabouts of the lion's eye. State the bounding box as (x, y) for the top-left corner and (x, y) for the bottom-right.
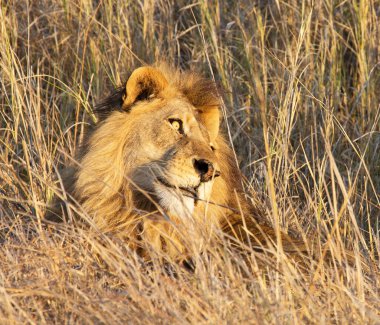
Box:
(169, 118), (184, 134)
(172, 121), (181, 130)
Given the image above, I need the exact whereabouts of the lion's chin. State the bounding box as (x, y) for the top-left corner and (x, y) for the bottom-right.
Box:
(154, 182), (195, 219)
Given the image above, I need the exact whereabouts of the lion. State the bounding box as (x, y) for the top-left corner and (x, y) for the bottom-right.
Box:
(47, 64), (313, 264)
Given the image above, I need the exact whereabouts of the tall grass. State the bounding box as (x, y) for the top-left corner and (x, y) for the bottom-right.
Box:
(0, 0), (379, 323)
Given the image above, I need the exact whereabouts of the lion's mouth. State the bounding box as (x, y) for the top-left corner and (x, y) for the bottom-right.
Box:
(156, 177), (199, 200)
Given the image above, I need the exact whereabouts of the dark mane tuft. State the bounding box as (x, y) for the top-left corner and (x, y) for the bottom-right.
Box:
(93, 86), (125, 119)
(179, 73), (222, 108)
(92, 66), (223, 120)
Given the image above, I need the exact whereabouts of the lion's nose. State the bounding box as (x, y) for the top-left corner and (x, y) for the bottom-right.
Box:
(193, 159), (220, 182)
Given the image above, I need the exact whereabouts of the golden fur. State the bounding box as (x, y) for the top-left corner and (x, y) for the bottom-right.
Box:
(48, 64), (310, 262)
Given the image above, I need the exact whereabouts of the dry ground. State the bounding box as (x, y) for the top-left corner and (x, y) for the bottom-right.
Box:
(0, 0), (379, 323)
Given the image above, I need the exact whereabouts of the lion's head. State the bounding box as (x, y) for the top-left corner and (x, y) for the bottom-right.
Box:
(49, 64), (248, 259)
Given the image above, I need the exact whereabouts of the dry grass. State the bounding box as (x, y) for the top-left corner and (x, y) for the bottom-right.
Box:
(1, 0), (379, 323)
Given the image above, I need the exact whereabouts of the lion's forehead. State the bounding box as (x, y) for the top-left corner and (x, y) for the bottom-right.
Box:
(163, 98), (195, 115)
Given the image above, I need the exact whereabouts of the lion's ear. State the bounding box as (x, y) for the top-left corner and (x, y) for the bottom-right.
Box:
(197, 106), (220, 142)
(122, 67), (168, 110)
